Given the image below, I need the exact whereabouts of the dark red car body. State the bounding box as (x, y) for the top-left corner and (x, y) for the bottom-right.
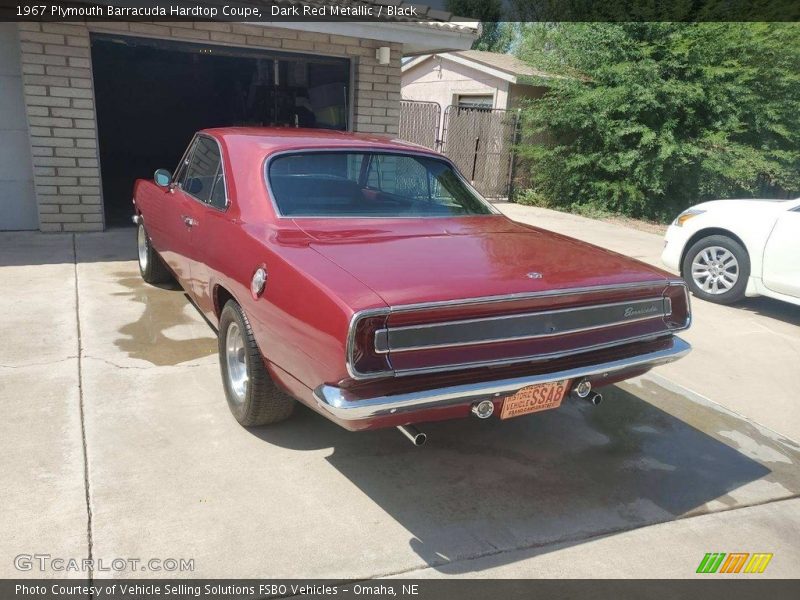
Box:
(133, 128), (691, 432)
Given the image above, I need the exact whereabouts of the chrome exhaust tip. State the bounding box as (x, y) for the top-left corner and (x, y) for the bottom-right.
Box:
(571, 379), (601, 405)
(571, 378), (592, 399)
(471, 399), (495, 419)
(397, 424), (427, 447)
(586, 391), (603, 406)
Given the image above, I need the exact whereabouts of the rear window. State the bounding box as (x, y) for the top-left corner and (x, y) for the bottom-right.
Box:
(266, 151), (493, 217)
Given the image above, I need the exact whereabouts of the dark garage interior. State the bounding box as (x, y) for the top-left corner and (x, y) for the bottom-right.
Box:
(90, 34), (351, 227)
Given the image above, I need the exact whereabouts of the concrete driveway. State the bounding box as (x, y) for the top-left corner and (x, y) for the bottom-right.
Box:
(2, 207), (799, 579)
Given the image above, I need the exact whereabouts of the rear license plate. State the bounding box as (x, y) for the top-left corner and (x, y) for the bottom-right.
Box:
(500, 379), (571, 420)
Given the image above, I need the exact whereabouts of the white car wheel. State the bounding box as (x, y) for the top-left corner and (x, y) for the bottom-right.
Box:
(682, 235), (750, 304)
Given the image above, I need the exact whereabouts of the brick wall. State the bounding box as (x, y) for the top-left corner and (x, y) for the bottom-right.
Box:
(17, 21), (402, 232)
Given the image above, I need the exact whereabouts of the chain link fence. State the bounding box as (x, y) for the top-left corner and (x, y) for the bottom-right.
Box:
(399, 101), (520, 200)
(441, 106), (520, 200)
(399, 100), (441, 151)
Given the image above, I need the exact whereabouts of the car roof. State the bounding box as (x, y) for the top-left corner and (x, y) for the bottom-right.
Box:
(201, 127), (438, 155)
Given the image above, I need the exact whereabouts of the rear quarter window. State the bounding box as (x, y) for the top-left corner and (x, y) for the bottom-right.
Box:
(184, 136), (222, 204)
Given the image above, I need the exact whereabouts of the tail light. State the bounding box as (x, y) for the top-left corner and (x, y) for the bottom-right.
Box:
(347, 312), (392, 379)
(662, 282), (691, 330)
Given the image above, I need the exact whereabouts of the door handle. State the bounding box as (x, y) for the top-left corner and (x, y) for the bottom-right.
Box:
(181, 215), (197, 228)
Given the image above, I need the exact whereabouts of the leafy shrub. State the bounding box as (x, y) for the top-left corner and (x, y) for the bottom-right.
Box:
(516, 23), (800, 222)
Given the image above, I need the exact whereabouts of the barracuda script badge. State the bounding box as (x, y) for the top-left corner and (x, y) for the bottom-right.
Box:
(623, 305), (659, 318)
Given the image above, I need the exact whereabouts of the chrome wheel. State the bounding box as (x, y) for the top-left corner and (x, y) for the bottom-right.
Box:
(137, 224), (148, 272)
(225, 322), (248, 404)
(691, 245), (739, 295)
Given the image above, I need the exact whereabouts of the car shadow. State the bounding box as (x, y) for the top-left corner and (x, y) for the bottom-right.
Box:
(0, 228), (139, 267)
(734, 295), (800, 327)
(246, 379), (800, 574)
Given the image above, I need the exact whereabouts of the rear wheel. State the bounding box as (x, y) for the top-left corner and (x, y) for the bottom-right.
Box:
(218, 300), (295, 426)
(136, 221), (171, 284)
(682, 234), (749, 304)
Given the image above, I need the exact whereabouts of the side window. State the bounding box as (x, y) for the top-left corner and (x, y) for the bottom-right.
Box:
(209, 164), (227, 209)
(428, 164), (470, 207)
(173, 139), (196, 189)
(183, 136), (221, 204)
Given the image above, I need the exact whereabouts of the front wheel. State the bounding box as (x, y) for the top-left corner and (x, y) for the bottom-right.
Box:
(682, 234), (750, 304)
(218, 300), (295, 426)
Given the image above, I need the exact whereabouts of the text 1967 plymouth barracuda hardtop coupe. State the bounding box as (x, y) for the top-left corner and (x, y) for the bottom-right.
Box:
(133, 128), (691, 445)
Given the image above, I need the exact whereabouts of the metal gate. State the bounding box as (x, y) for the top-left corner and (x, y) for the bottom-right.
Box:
(399, 100), (440, 150)
(398, 101), (520, 199)
(441, 106), (520, 200)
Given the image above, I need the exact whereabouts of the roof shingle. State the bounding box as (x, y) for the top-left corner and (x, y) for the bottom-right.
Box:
(449, 50), (555, 78)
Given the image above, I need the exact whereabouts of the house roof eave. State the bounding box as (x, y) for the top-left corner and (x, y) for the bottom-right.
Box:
(401, 52), (518, 83)
(271, 21), (477, 52)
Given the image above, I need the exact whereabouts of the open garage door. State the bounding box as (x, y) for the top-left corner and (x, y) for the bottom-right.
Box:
(90, 34), (351, 227)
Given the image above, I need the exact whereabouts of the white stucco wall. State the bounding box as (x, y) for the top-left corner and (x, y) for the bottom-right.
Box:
(401, 56), (510, 110)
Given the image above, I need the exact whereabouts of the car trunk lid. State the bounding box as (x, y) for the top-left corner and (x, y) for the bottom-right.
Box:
(294, 216), (688, 379)
(297, 215), (671, 307)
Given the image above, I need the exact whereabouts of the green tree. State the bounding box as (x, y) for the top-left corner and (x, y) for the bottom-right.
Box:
(444, 0), (512, 52)
(515, 23), (800, 221)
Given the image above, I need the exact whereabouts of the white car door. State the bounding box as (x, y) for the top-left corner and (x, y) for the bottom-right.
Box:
(762, 203), (800, 298)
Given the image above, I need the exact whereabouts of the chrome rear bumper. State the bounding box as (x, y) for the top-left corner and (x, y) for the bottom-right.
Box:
(313, 336), (690, 421)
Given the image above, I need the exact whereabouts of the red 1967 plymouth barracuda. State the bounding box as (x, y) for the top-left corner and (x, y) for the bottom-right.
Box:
(132, 128), (691, 445)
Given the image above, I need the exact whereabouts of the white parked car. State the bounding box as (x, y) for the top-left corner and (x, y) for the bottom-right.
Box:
(662, 197), (800, 305)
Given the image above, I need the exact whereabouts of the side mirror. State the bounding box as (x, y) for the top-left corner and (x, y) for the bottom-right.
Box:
(154, 169), (172, 188)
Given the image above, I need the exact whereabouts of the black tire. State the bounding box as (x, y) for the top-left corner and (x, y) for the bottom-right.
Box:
(218, 300), (295, 426)
(136, 221), (171, 284)
(682, 234), (750, 305)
